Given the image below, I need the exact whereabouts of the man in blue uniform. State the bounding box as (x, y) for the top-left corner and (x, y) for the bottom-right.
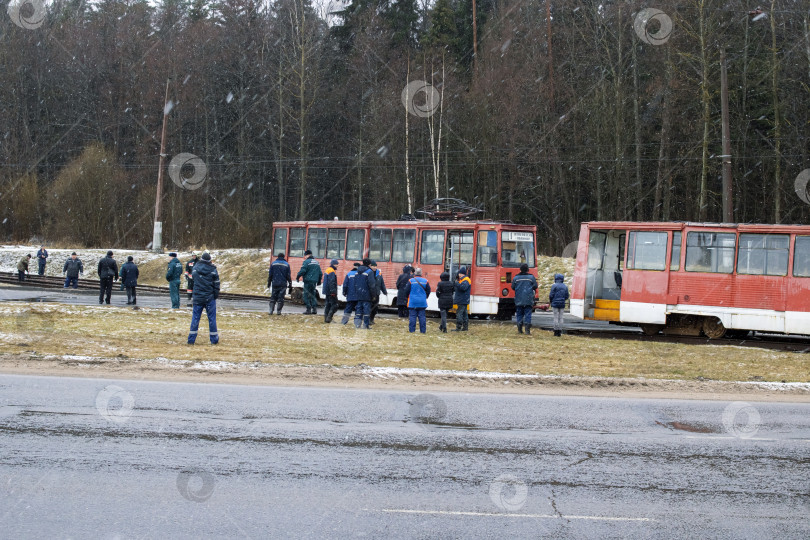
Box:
(341, 263), (359, 324)
(353, 259), (377, 329)
(188, 252), (220, 345)
(549, 273), (570, 337)
(404, 268), (431, 333)
(511, 263), (538, 334)
(296, 249), (323, 314)
(35, 245), (48, 275)
(268, 253), (292, 315)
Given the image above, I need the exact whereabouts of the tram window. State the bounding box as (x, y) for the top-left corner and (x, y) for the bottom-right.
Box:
(421, 230), (445, 265)
(392, 229), (416, 263)
(501, 231), (536, 267)
(793, 236), (810, 277)
(476, 231), (497, 266)
(346, 229), (365, 261)
(326, 229), (346, 260)
(369, 228), (392, 262)
(626, 231), (667, 271)
(307, 228), (327, 259)
(685, 232), (736, 273)
(272, 228), (288, 256)
(289, 228), (305, 258)
(670, 232), (682, 271)
(737, 234), (788, 276)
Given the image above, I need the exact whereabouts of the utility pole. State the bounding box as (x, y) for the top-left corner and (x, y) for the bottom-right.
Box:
(472, 0), (478, 74)
(152, 78), (171, 253)
(720, 49), (733, 223)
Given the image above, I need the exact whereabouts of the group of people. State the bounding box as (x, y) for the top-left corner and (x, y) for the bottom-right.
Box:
(268, 252), (570, 336)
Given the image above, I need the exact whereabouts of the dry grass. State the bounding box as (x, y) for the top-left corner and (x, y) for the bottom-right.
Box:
(1, 303), (808, 383)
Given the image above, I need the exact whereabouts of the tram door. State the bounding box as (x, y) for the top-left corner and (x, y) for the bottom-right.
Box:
(583, 229), (625, 320)
(446, 231), (474, 279)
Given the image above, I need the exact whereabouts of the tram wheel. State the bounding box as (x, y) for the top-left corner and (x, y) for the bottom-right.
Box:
(702, 317), (727, 339)
(639, 324), (664, 336)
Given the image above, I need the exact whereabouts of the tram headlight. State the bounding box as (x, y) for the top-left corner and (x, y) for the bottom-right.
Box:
(502, 288), (509, 296)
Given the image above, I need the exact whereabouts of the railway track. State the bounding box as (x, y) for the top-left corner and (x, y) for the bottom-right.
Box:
(0, 272), (271, 302)
(560, 327), (810, 353)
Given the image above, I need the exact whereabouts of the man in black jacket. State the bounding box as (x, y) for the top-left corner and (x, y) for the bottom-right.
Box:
(120, 256), (139, 305)
(97, 251), (118, 305)
(368, 261), (388, 325)
(395, 265), (412, 318)
(62, 252), (83, 289)
(435, 271), (455, 333)
(188, 252), (220, 345)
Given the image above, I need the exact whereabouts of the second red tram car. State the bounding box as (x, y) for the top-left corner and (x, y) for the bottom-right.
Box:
(571, 221), (810, 338)
(271, 220), (538, 318)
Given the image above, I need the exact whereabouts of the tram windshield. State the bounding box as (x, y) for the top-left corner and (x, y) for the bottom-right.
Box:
(501, 231), (536, 267)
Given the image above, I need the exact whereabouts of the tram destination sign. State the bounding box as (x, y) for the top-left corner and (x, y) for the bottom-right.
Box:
(503, 232), (533, 242)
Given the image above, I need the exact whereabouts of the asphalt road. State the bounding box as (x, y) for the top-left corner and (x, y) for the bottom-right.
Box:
(1, 375), (808, 538)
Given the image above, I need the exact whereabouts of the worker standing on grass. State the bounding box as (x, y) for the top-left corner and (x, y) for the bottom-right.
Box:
(404, 268), (430, 334)
(185, 251), (199, 302)
(353, 258), (377, 329)
(97, 251), (118, 305)
(341, 262), (360, 324)
(549, 273), (569, 337)
(368, 261), (387, 326)
(268, 253), (292, 315)
(35, 245), (48, 275)
(296, 249), (322, 315)
(435, 271), (454, 333)
(62, 252), (83, 288)
(322, 259), (340, 323)
(17, 254), (31, 281)
(512, 263), (538, 335)
(453, 266), (471, 332)
(395, 265), (412, 318)
(166, 252), (183, 309)
(188, 251), (220, 345)
(120, 256), (139, 305)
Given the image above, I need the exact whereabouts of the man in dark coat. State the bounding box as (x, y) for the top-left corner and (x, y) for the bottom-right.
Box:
(97, 251), (118, 305)
(452, 266), (471, 331)
(166, 252), (183, 309)
(62, 252), (83, 289)
(511, 263), (538, 335)
(296, 249), (323, 314)
(35, 245), (48, 276)
(268, 253), (292, 315)
(341, 263), (360, 324)
(435, 271), (455, 333)
(395, 265), (412, 318)
(184, 252), (199, 301)
(120, 256), (140, 305)
(17, 254), (31, 281)
(188, 252), (220, 345)
(549, 273), (570, 337)
(322, 259), (340, 323)
(353, 258), (377, 329)
(368, 261), (388, 325)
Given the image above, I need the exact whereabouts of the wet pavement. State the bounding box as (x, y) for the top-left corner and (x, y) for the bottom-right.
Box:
(1, 375), (808, 538)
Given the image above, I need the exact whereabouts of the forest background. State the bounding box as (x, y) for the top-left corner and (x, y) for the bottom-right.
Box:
(2, 0), (809, 252)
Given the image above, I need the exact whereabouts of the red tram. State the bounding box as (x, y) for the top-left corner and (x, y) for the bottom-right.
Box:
(571, 221), (810, 338)
(271, 220), (538, 318)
